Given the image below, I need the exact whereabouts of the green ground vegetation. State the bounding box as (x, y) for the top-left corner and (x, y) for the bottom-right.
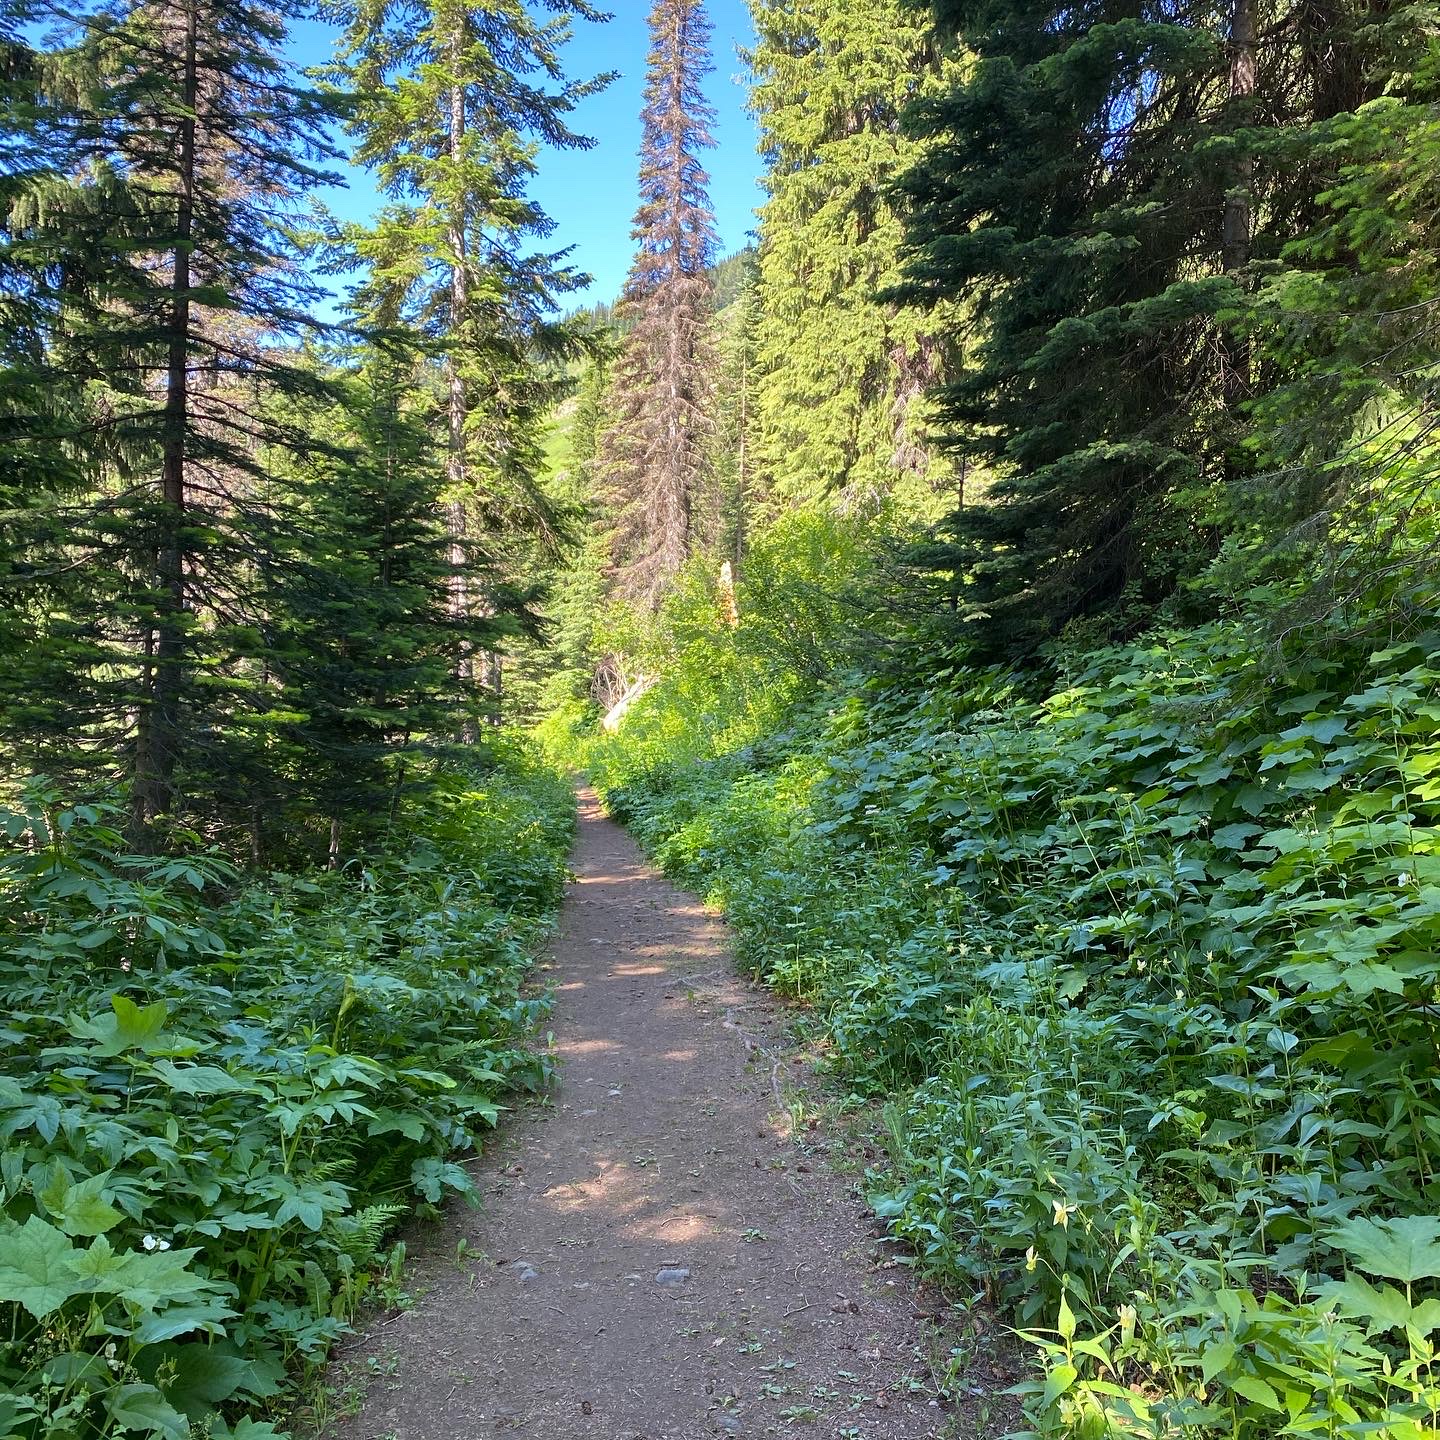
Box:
(0, 743), (574, 1440)
(547, 498), (1440, 1439)
(523, 8), (1440, 1432)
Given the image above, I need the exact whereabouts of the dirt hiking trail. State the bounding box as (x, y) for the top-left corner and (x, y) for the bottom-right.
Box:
(334, 789), (1005, 1440)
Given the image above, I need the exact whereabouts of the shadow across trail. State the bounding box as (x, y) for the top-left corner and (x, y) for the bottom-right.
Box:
(335, 788), (951, 1440)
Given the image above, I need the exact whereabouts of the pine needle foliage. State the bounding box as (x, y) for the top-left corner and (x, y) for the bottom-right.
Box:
(746, 0), (964, 512)
(893, 0), (1429, 658)
(328, 0), (613, 711)
(1, 0), (346, 842)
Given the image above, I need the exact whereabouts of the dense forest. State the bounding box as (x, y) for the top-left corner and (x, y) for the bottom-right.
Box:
(4, 0), (1440, 1433)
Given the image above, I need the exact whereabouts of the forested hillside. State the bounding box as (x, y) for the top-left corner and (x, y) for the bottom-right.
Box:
(5, 0), (1440, 1433)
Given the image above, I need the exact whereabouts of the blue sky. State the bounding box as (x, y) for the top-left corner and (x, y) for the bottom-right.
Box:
(293, 1), (763, 309)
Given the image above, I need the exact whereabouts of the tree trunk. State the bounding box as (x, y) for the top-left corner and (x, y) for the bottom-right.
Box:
(1221, 0), (1255, 411)
(446, 34), (479, 742)
(132, 0), (198, 844)
(736, 317), (749, 565)
(482, 651), (503, 719)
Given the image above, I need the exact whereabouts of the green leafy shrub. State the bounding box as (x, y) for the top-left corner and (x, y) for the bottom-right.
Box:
(582, 598), (1440, 1440)
(0, 743), (573, 1440)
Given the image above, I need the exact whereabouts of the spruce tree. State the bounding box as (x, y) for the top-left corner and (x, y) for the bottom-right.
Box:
(701, 258), (758, 562)
(746, 1), (962, 511)
(1219, 52), (1440, 599)
(1, 0), (342, 840)
(333, 0), (609, 719)
(893, 0), (1414, 657)
(0, 11), (88, 772)
(258, 342), (475, 862)
(510, 352), (614, 718)
(600, 0), (719, 607)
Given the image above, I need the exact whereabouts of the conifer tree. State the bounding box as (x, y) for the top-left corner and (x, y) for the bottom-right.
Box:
(333, 0), (609, 717)
(1217, 53), (1440, 595)
(2, 0), (341, 840)
(746, 1), (962, 511)
(701, 260), (758, 561)
(894, 0), (1414, 656)
(894, 0), (1240, 654)
(0, 10), (88, 769)
(600, 0), (719, 606)
(259, 342), (476, 862)
(512, 352), (614, 717)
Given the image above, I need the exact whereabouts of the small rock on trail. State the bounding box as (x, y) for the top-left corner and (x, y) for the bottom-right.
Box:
(330, 787), (995, 1440)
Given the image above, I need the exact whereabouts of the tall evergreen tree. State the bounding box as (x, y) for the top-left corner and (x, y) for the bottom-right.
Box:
(600, 0), (719, 606)
(2, 0), (342, 840)
(333, 0), (609, 716)
(701, 258), (758, 562)
(1211, 68), (1440, 607)
(508, 351), (615, 718)
(0, 8), (91, 772)
(893, 0), (1406, 656)
(257, 342), (478, 863)
(746, 1), (963, 511)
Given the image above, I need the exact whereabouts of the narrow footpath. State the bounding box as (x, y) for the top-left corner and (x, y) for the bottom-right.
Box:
(334, 790), (986, 1440)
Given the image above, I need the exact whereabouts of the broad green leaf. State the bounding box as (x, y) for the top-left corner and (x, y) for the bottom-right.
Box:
(138, 1344), (256, 1420)
(37, 1168), (124, 1237)
(211, 1420), (288, 1440)
(1201, 1340), (1235, 1381)
(1, 1091), (61, 1143)
(1329, 1215), (1440, 1283)
(1282, 717), (1349, 745)
(210, 1210), (276, 1233)
(132, 1301), (237, 1345)
(1318, 1275), (1416, 1334)
(410, 1158), (474, 1203)
(66, 1234), (217, 1310)
(103, 1384), (190, 1440)
(110, 993), (171, 1048)
(1043, 1362), (1078, 1407)
(275, 1195), (325, 1230)
(68, 994), (170, 1056)
(148, 1060), (252, 1096)
(0, 1214), (82, 1318)
(42, 1351), (110, 1386)
(62, 1230), (130, 1288)
(367, 1110), (428, 1142)
(0, 1395), (23, 1439)
(395, 1067), (458, 1089)
(1228, 1374), (1282, 1411)
(1056, 1292), (1076, 1343)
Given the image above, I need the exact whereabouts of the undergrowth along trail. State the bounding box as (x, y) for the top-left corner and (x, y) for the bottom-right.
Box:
(0, 741), (575, 1440)
(556, 578), (1440, 1440)
(332, 787), (984, 1440)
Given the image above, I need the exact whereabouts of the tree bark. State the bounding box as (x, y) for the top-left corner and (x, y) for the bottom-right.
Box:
(1221, 0), (1255, 411)
(132, 0), (198, 844)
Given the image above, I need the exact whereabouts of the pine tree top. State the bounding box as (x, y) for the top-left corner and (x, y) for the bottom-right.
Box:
(625, 0), (719, 300)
